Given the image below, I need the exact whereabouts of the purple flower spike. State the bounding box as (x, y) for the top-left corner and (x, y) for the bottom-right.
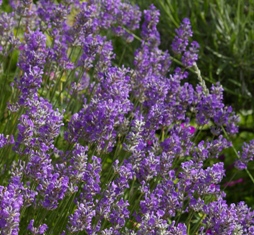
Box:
(141, 5), (160, 46)
(172, 18), (193, 54)
(0, 176), (24, 235)
(182, 41), (200, 67)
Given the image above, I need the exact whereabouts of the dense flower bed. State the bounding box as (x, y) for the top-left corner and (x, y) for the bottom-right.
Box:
(0, 0), (253, 234)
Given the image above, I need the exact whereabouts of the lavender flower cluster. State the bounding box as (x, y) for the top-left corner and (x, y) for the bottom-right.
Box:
(0, 0), (253, 234)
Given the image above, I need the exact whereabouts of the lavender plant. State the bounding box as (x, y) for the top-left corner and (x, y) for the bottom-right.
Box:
(0, 0), (253, 234)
